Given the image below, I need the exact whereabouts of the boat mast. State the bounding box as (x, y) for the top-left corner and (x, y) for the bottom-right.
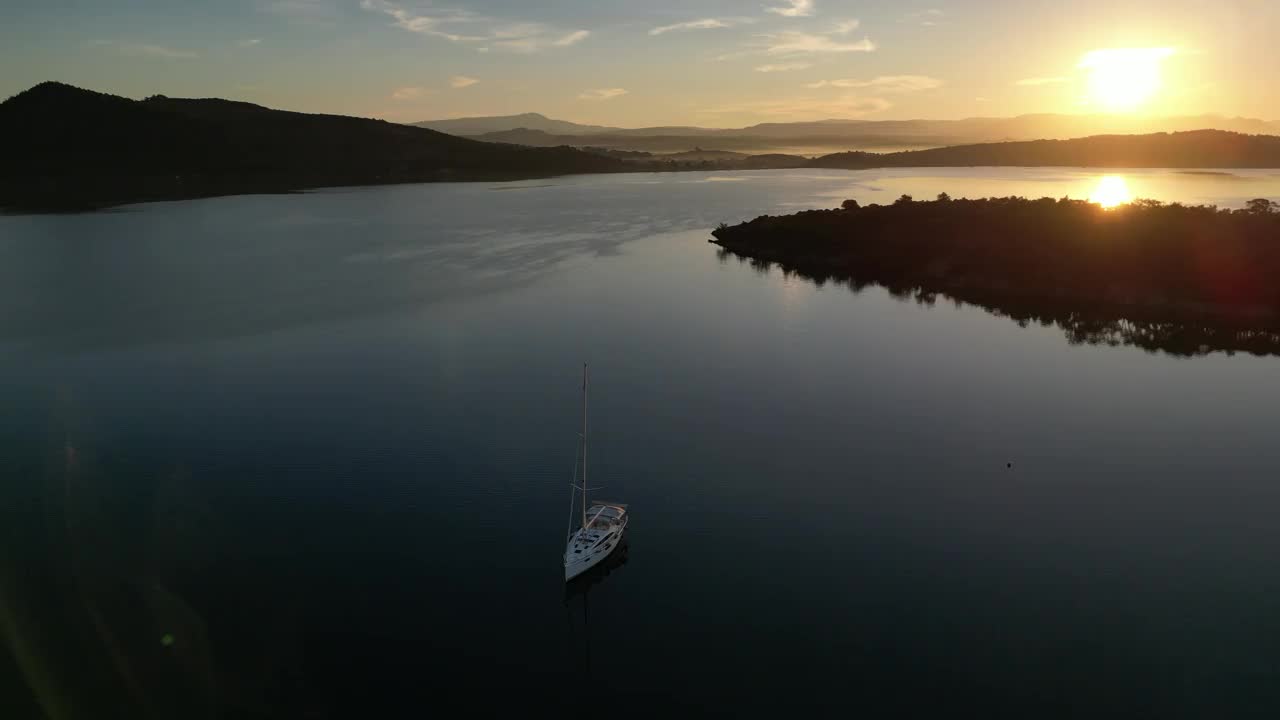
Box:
(581, 363), (589, 530)
(566, 426), (580, 548)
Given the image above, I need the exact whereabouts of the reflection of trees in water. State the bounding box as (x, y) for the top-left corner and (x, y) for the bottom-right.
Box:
(980, 304), (1280, 357)
(717, 247), (1280, 357)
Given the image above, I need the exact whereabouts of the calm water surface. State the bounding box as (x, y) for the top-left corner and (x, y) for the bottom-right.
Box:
(3, 168), (1280, 716)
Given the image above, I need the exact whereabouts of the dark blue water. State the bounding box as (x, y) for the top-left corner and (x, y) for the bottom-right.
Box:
(3, 169), (1280, 717)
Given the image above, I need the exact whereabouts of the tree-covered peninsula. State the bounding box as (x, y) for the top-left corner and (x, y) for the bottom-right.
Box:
(711, 195), (1280, 356)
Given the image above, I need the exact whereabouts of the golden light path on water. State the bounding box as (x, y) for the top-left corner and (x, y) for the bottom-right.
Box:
(1088, 175), (1134, 208)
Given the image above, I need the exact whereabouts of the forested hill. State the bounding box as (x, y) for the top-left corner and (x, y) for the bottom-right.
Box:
(0, 82), (623, 210)
(710, 196), (1280, 355)
(810, 130), (1280, 169)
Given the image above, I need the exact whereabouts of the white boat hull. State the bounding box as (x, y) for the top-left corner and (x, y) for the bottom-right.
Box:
(564, 518), (628, 581)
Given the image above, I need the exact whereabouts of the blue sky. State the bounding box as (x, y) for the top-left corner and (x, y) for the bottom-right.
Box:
(1, 1), (1276, 126)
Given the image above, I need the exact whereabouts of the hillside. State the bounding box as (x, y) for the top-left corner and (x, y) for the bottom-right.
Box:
(0, 82), (624, 211)
(811, 131), (1280, 169)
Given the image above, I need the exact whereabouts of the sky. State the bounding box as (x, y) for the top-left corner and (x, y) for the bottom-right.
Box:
(1, 0), (1277, 127)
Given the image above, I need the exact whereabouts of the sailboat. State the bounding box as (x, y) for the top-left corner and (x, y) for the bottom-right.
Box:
(564, 364), (629, 582)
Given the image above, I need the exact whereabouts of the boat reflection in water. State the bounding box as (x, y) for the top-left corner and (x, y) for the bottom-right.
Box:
(564, 538), (629, 682)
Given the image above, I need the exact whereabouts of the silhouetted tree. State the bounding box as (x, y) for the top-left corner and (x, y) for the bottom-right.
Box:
(841, 199), (860, 210)
(1246, 198), (1279, 214)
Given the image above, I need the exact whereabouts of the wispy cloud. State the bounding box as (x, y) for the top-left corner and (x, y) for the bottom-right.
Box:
(831, 20), (860, 35)
(1015, 76), (1070, 86)
(489, 28), (589, 53)
(699, 94), (892, 120)
(755, 62), (812, 72)
(579, 88), (628, 101)
(649, 18), (739, 36)
(360, 0), (480, 41)
(239, 38), (263, 47)
(92, 40), (198, 59)
(805, 75), (942, 92)
(766, 0), (816, 18)
(361, 0), (587, 52)
(391, 86), (430, 101)
(450, 75), (479, 88)
(764, 31), (875, 55)
(717, 16), (872, 62)
(552, 30), (590, 46)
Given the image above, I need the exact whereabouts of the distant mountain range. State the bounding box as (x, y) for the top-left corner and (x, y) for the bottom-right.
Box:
(414, 112), (621, 136)
(3, 82), (1278, 212)
(0, 82), (623, 211)
(415, 112), (1280, 155)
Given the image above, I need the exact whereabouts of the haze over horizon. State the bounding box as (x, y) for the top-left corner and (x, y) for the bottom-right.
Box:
(2, 1), (1277, 128)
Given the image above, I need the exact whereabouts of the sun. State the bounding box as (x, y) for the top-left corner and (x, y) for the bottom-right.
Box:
(1078, 48), (1175, 112)
(1089, 175), (1133, 209)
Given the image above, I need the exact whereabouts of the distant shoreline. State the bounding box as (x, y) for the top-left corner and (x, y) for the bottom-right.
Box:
(5, 82), (1280, 214)
(0, 170), (603, 214)
(5, 161), (1280, 216)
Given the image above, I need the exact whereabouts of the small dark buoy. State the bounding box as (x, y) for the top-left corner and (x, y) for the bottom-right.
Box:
(1006, 462), (1013, 469)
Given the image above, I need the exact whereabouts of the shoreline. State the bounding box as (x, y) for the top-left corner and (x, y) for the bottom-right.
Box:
(0, 169), (629, 215)
(6, 163), (1280, 216)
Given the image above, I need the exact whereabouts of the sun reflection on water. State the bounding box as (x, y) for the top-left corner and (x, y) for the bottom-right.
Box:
(1089, 175), (1133, 208)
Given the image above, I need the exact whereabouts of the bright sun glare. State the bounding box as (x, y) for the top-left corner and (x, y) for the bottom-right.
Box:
(1088, 175), (1133, 208)
(1078, 48), (1175, 112)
